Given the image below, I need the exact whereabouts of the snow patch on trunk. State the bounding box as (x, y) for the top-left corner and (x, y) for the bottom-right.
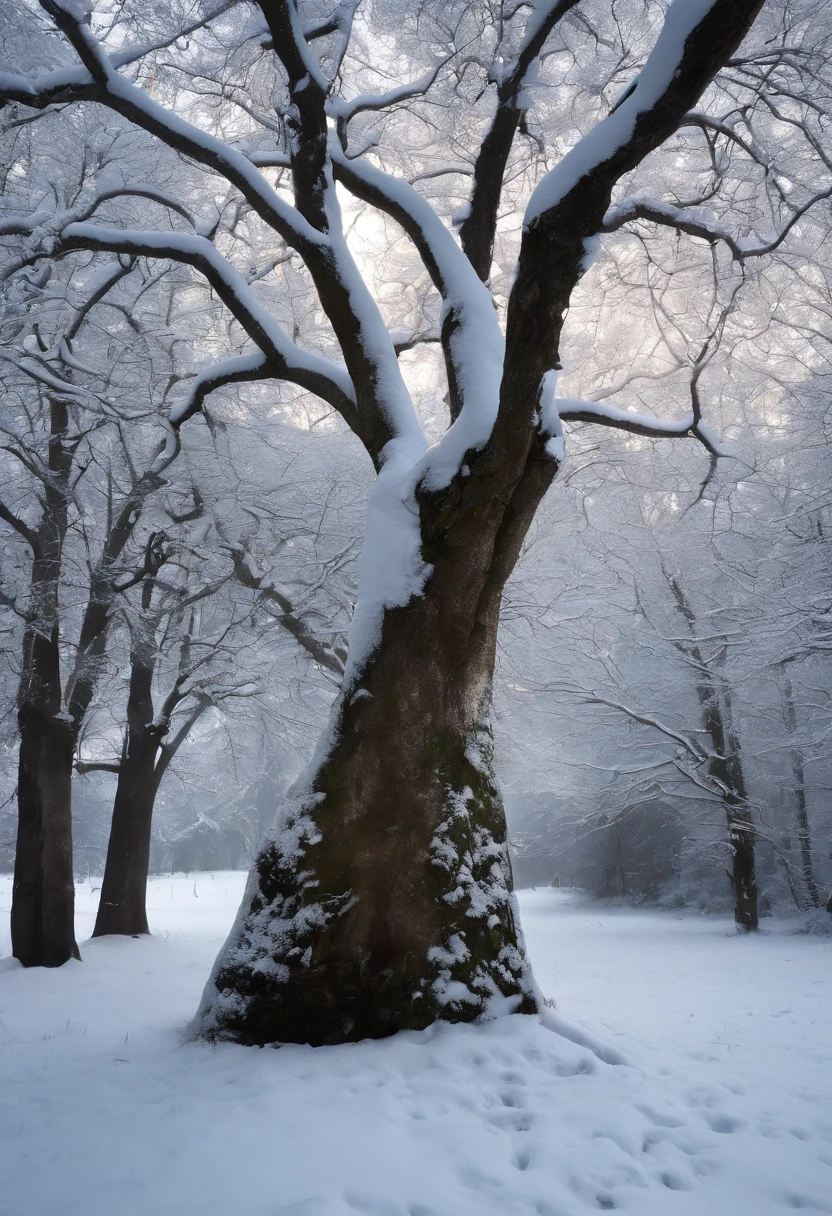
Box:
(343, 434), (431, 690)
(524, 0), (720, 227)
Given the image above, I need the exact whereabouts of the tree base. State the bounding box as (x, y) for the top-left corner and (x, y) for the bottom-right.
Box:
(192, 722), (540, 1047)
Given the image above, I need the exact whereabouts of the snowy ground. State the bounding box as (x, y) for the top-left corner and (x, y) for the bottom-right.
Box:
(0, 876), (830, 1216)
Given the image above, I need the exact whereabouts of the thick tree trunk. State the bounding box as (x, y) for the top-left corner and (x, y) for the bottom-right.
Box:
(195, 454), (555, 1046)
(11, 398), (79, 968)
(195, 606), (535, 1046)
(92, 738), (160, 937)
(13, 705), (79, 966)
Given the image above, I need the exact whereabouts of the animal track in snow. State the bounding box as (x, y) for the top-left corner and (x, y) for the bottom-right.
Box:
(703, 1113), (746, 1134)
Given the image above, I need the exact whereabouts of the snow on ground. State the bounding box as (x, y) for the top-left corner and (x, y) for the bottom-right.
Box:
(0, 876), (830, 1216)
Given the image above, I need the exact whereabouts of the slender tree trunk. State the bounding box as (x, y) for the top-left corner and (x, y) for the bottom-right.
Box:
(194, 455), (554, 1046)
(779, 666), (820, 909)
(11, 399), (79, 967)
(705, 690), (759, 932)
(93, 571), (211, 938)
(666, 577), (758, 932)
(723, 794), (758, 931)
(93, 572), (163, 937)
(92, 737), (161, 937)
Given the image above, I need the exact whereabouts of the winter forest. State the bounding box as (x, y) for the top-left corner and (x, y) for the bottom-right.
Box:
(0, 0), (831, 1212)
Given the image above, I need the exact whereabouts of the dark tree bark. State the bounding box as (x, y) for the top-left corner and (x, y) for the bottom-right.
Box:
(91, 615), (164, 937)
(11, 398), (80, 967)
(91, 539), (194, 938)
(197, 448), (552, 1045)
(706, 689), (758, 932)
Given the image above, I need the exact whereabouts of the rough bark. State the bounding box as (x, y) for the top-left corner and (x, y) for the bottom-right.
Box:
(194, 448), (556, 1046)
(11, 399), (80, 967)
(706, 690), (758, 932)
(91, 668), (162, 937)
(14, 690), (79, 966)
(91, 559), (160, 938)
(92, 550), (189, 938)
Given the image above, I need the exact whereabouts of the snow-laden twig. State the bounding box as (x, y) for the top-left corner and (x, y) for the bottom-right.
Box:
(602, 188), (832, 260)
(58, 223), (357, 421)
(0, 183), (195, 238)
(2, 2), (329, 258)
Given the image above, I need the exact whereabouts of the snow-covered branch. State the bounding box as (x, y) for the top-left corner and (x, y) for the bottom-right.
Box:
(105, 0), (244, 72)
(522, 0), (764, 232)
(1, 2), (329, 259)
(460, 0), (580, 280)
(330, 60), (449, 149)
(249, 0), (423, 465)
(1, 0), (425, 465)
(0, 499), (40, 554)
(332, 150), (503, 487)
(554, 399), (721, 454)
(496, 0), (763, 476)
(577, 692), (710, 762)
(221, 537), (346, 677)
(0, 183), (194, 238)
(57, 223), (357, 424)
(602, 189), (832, 260)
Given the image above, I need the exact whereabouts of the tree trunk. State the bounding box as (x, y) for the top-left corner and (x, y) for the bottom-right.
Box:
(724, 795), (758, 932)
(93, 576), (164, 938)
(706, 691), (759, 932)
(779, 667), (820, 909)
(13, 701), (79, 966)
(195, 602), (535, 1046)
(666, 577), (758, 932)
(11, 398), (79, 968)
(92, 736), (161, 937)
(792, 770), (820, 910)
(194, 455), (554, 1046)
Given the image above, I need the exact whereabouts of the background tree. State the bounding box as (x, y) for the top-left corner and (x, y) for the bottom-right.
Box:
(0, 259), (185, 964)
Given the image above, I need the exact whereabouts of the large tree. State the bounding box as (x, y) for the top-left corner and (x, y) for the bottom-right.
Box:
(6, 0), (829, 1038)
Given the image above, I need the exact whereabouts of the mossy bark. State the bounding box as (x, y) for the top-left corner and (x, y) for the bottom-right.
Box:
(195, 610), (538, 1045)
(194, 448), (556, 1046)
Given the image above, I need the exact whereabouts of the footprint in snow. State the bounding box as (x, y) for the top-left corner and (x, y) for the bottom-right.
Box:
(702, 1113), (746, 1135)
(783, 1194), (832, 1212)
